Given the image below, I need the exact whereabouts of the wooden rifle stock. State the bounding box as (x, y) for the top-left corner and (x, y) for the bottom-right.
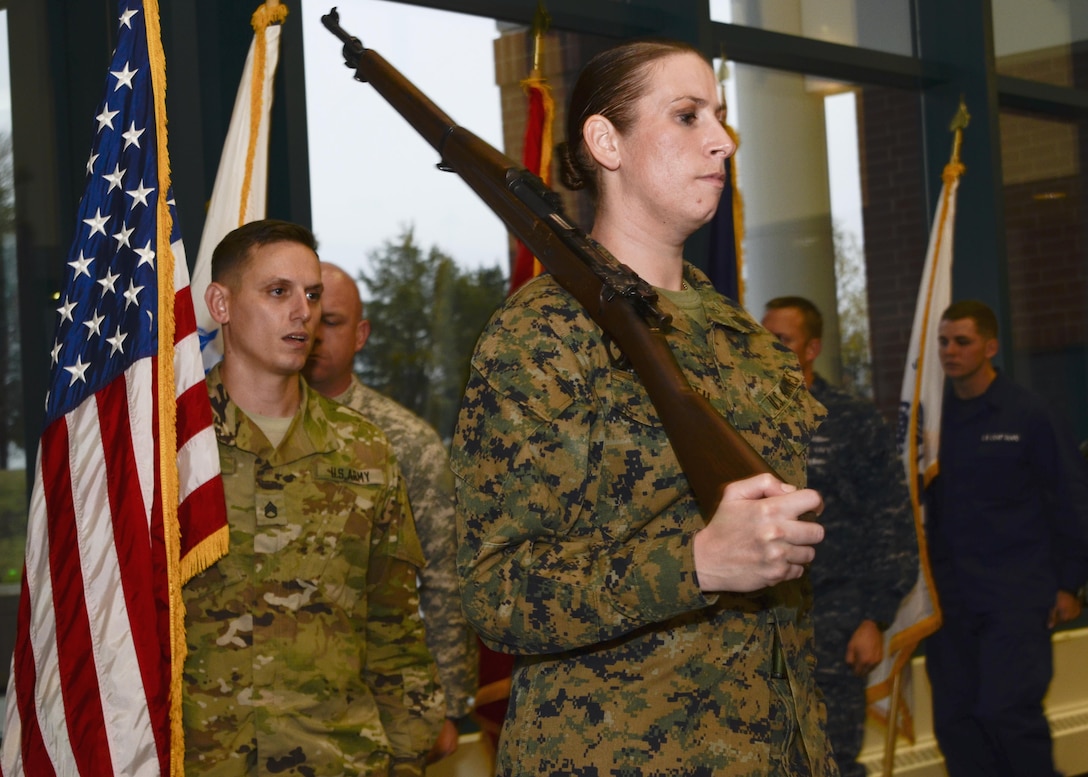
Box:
(322, 8), (786, 518)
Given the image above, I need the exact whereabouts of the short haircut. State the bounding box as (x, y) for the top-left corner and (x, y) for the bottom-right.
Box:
(765, 295), (823, 340)
(211, 219), (318, 285)
(941, 299), (998, 339)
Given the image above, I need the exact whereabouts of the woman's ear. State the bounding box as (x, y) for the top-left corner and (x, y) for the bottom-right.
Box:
(204, 282), (230, 325)
(583, 114), (620, 171)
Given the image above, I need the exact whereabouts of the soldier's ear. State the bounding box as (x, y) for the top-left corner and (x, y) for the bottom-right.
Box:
(205, 282), (230, 325)
(584, 114), (620, 171)
(355, 319), (371, 353)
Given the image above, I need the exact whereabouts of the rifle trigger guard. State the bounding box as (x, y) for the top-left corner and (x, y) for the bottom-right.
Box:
(602, 333), (632, 372)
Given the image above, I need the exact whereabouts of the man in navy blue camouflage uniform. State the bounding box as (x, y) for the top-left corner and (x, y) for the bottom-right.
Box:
(925, 299), (1088, 777)
(763, 296), (917, 777)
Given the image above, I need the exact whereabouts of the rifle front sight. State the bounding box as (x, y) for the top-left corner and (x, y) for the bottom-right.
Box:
(321, 7), (365, 73)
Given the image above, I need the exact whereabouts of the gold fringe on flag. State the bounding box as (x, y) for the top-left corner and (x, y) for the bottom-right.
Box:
(240, 1), (289, 226)
(141, 0), (187, 773)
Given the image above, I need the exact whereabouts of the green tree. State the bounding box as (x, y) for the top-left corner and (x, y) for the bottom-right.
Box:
(833, 221), (873, 397)
(357, 227), (444, 415)
(357, 225), (507, 441)
(428, 262), (507, 439)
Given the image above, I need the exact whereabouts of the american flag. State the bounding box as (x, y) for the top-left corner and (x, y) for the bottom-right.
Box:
(1, 1), (228, 775)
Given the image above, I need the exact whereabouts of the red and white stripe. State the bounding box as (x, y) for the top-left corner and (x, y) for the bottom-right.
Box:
(2, 242), (225, 776)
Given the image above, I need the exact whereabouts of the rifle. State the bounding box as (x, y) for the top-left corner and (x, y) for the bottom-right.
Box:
(321, 8), (788, 519)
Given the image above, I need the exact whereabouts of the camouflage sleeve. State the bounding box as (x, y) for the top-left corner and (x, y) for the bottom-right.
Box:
(452, 294), (712, 655)
(401, 428), (479, 719)
(364, 468), (445, 765)
(856, 406), (919, 624)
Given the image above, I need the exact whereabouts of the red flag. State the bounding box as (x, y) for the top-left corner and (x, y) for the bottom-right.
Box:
(1, 1), (228, 774)
(508, 73), (554, 294)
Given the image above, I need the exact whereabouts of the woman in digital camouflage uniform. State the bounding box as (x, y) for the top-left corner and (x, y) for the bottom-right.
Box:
(452, 39), (835, 777)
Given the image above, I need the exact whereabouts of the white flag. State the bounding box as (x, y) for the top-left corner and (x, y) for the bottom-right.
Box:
(866, 134), (966, 743)
(192, 3), (286, 371)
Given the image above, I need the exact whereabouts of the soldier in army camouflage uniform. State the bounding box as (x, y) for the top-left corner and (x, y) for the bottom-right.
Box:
(183, 220), (444, 776)
(304, 261), (479, 763)
(763, 297), (917, 777)
(452, 41), (836, 776)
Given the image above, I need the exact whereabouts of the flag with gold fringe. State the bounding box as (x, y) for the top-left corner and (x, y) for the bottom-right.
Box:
(707, 58), (744, 302)
(0, 1), (228, 774)
(507, 6), (554, 294)
(191, 0), (287, 370)
(866, 105), (968, 763)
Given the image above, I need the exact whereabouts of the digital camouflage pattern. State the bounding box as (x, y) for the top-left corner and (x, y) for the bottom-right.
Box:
(337, 375), (479, 719)
(451, 266), (836, 776)
(183, 366), (444, 777)
(805, 375), (917, 777)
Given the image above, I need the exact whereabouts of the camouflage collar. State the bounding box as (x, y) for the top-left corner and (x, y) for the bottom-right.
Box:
(206, 364), (337, 463)
(677, 263), (762, 334)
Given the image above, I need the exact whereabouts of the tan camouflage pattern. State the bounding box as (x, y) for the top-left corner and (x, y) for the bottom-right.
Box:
(338, 375), (479, 719)
(451, 265), (836, 776)
(183, 366), (444, 776)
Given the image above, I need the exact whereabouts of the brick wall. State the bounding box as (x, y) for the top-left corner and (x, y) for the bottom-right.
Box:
(857, 87), (930, 422)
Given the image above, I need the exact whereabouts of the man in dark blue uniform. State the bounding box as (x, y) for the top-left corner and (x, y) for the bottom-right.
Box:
(763, 296), (918, 777)
(925, 299), (1088, 776)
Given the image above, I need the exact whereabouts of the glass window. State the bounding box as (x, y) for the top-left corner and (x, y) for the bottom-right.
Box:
(301, 0), (508, 277)
(1000, 109), (1088, 438)
(1, 6), (24, 714)
(993, 0), (1088, 87)
(301, 1), (931, 424)
(301, 0), (514, 440)
(0, 6), (24, 590)
(724, 60), (928, 412)
(709, 0), (915, 57)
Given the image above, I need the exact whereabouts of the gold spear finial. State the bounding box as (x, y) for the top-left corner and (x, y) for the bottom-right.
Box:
(950, 97), (971, 133)
(716, 44), (730, 84)
(949, 97), (970, 166)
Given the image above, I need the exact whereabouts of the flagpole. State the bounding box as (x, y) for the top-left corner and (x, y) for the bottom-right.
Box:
(531, 1), (547, 74)
(882, 668), (903, 776)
